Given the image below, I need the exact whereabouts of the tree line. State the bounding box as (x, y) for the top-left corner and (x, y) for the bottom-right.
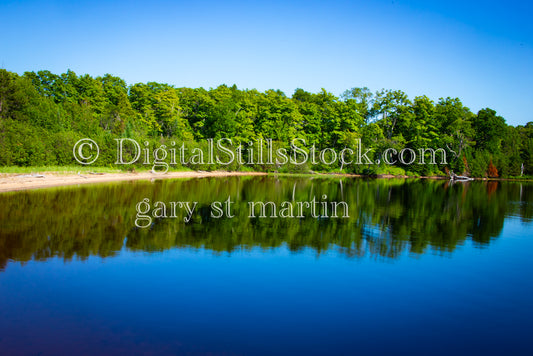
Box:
(0, 69), (532, 177)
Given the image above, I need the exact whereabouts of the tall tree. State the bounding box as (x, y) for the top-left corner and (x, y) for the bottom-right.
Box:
(472, 108), (506, 153)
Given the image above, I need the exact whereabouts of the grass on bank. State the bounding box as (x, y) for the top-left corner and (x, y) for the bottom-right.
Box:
(1, 165), (532, 180)
(0, 165), (194, 175)
(0, 165), (122, 174)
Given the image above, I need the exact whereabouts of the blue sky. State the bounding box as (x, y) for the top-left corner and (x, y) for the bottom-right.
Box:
(1, 0), (532, 126)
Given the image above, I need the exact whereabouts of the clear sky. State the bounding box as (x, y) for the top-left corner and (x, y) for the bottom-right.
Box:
(1, 0), (532, 126)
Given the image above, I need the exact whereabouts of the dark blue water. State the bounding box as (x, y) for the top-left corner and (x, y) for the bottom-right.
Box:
(0, 177), (532, 355)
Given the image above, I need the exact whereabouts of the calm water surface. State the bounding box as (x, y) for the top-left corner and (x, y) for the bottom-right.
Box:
(0, 177), (532, 355)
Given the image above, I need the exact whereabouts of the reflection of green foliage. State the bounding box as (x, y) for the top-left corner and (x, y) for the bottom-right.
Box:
(1, 177), (532, 270)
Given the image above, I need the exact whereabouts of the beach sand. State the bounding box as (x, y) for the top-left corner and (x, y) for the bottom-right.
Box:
(0, 171), (268, 193)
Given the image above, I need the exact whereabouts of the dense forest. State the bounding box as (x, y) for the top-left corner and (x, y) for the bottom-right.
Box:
(0, 69), (532, 177)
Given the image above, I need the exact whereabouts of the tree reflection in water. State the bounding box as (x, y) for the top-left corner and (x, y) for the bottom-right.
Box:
(1, 176), (532, 270)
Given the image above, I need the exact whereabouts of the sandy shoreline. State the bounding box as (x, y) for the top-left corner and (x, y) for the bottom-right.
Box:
(1, 170), (527, 193)
(0, 171), (268, 193)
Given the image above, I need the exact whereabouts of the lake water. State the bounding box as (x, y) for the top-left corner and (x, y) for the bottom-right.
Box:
(1, 176), (532, 355)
